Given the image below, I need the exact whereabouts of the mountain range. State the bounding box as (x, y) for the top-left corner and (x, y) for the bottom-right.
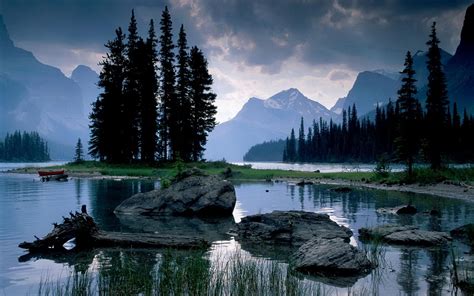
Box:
(0, 15), (99, 159)
(205, 88), (338, 161)
(207, 4), (474, 161)
(1, 4), (472, 162)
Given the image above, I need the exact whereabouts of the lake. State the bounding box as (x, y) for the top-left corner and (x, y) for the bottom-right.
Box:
(0, 164), (473, 295)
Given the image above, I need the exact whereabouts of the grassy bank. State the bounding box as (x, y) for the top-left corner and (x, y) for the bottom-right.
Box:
(11, 160), (474, 184)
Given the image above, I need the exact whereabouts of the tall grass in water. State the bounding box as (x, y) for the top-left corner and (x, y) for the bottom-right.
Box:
(37, 249), (325, 296)
(450, 247), (474, 294)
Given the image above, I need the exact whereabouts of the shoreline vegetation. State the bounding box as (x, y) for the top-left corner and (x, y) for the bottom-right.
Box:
(8, 160), (474, 202)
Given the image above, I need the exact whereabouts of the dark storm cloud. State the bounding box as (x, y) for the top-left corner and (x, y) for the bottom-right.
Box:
(0, 0), (470, 73)
(172, 0), (471, 71)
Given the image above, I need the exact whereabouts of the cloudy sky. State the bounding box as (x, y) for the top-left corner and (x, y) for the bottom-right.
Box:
(0, 0), (470, 122)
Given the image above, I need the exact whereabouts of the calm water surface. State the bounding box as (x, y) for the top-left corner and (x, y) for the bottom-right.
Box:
(1, 165), (473, 295)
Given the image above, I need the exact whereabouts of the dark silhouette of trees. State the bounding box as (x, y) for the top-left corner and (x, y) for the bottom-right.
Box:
(395, 51), (422, 176)
(0, 131), (50, 162)
(89, 27), (127, 162)
(423, 22), (449, 170)
(74, 138), (84, 163)
(244, 139), (285, 162)
(139, 20), (159, 163)
(283, 129), (297, 162)
(88, 8), (217, 163)
(176, 25), (192, 161)
(158, 6), (176, 161)
(297, 118), (305, 162)
(188, 46), (217, 161)
(123, 10), (141, 161)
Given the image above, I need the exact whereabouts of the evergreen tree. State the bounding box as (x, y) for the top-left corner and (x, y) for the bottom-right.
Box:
(189, 46), (217, 161)
(158, 6), (177, 160)
(139, 20), (159, 163)
(297, 117), (305, 162)
(123, 10), (142, 162)
(74, 138), (84, 163)
(89, 27), (127, 162)
(0, 131), (49, 162)
(176, 24), (192, 161)
(395, 51), (420, 176)
(288, 128), (297, 162)
(424, 22), (449, 170)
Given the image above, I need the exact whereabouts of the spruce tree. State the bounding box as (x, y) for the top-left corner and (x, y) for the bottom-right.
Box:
(89, 28), (127, 162)
(288, 128), (297, 162)
(189, 46), (217, 161)
(74, 138), (84, 163)
(139, 20), (159, 163)
(158, 6), (177, 160)
(297, 117), (305, 162)
(395, 51), (420, 176)
(424, 22), (449, 170)
(123, 10), (142, 162)
(176, 24), (192, 161)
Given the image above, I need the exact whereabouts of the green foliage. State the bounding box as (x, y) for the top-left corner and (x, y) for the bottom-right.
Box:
(244, 139), (286, 162)
(424, 22), (450, 170)
(74, 138), (84, 163)
(395, 51), (422, 177)
(0, 130), (50, 162)
(373, 156), (391, 178)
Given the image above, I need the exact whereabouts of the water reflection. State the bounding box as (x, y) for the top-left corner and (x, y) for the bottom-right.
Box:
(1, 174), (474, 295)
(87, 179), (157, 231)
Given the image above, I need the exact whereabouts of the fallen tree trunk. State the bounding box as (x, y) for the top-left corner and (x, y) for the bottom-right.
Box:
(19, 205), (210, 253)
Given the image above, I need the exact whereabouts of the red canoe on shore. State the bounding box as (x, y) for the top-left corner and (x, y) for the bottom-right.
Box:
(38, 170), (65, 177)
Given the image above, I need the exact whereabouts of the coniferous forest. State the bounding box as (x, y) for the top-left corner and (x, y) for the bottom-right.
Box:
(89, 7), (217, 163)
(281, 23), (474, 170)
(0, 131), (50, 162)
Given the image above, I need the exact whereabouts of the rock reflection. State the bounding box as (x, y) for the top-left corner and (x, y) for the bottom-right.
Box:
(116, 214), (236, 242)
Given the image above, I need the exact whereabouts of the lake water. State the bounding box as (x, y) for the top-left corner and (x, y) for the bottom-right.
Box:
(1, 164), (473, 295)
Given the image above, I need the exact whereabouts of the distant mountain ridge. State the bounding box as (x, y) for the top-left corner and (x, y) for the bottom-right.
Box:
(333, 4), (474, 116)
(0, 16), (99, 159)
(205, 88), (339, 161)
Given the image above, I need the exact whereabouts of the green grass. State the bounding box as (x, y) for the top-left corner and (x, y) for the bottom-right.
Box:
(371, 166), (474, 185)
(15, 160), (474, 184)
(37, 249), (325, 296)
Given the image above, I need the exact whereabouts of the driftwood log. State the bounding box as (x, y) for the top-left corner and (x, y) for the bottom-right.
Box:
(19, 205), (210, 254)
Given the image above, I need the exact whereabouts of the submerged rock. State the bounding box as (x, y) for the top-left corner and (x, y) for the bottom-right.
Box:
(376, 205), (417, 215)
(292, 238), (373, 277)
(115, 169), (236, 217)
(296, 180), (313, 186)
(235, 210), (352, 246)
(330, 187), (353, 193)
(359, 224), (451, 246)
(450, 224), (474, 246)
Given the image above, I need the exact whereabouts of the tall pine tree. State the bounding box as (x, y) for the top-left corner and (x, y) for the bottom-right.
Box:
(424, 22), (449, 170)
(189, 46), (217, 161)
(123, 10), (142, 162)
(158, 6), (176, 160)
(395, 51), (421, 176)
(139, 20), (159, 162)
(176, 25), (193, 161)
(297, 117), (305, 162)
(89, 28), (127, 162)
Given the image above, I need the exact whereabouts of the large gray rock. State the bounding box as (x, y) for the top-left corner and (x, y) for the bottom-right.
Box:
(359, 225), (451, 246)
(292, 238), (373, 277)
(115, 169), (236, 217)
(235, 211), (352, 246)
